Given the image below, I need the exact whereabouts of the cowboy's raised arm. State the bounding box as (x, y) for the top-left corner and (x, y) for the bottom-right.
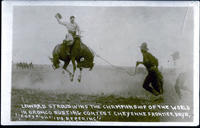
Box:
(55, 15), (68, 26)
(56, 18), (66, 26)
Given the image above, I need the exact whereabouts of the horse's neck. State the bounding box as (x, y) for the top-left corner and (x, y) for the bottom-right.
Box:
(72, 38), (81, 48)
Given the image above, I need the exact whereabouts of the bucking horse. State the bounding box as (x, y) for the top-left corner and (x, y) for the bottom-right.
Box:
(49, 36), (94, 82)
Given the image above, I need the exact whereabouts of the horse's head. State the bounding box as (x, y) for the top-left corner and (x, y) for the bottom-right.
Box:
(49, 56), (59, 69)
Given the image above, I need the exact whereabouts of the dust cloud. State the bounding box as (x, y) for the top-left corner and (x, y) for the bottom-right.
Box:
(12, 64), (193, 104)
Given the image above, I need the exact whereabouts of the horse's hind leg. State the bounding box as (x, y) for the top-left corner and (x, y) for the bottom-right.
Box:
(63, 61), (73, 79)
(77, 60), (89, 68)
(71, 57), (77, 81)
(78, 68), (82, 82)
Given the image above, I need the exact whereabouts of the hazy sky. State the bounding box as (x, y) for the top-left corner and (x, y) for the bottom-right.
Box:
(12, 6), (194, 69)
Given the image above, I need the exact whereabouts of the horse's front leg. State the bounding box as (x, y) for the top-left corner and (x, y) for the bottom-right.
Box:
(71, 57), (76, 81)
(52, 55), (60, 69)
(78, 68), (82, 82)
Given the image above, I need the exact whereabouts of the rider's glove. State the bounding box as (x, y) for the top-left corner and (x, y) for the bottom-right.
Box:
(55, 13), (62, 19)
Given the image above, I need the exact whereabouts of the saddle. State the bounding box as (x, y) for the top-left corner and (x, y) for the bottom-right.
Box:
(62, 35), (84, 56)
(68, 30), (76, 37)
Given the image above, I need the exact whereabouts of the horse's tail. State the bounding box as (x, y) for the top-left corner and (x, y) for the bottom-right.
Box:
(49, 56), (53, 62)
(84, 44), (95, 57)
(90, 48), (95, 57)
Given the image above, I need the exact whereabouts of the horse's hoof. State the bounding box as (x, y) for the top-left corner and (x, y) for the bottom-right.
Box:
(70, 77), (74, 81)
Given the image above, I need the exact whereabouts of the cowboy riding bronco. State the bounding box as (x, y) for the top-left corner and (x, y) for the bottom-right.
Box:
(50, 13), (94, 82)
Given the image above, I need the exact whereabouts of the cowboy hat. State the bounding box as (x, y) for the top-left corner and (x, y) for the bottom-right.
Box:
(140, 42), (149, 51)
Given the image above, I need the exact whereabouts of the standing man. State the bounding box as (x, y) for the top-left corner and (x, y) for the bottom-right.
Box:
(136, 42), (163, 96)
(55, 13), (81, 54)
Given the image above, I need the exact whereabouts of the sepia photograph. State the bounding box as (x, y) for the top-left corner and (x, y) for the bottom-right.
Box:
(1, 1), (199, 126)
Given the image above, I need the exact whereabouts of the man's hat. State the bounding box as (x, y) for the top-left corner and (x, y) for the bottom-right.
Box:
(140, 42), (149, 51)
(70, 16), (75, 19)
